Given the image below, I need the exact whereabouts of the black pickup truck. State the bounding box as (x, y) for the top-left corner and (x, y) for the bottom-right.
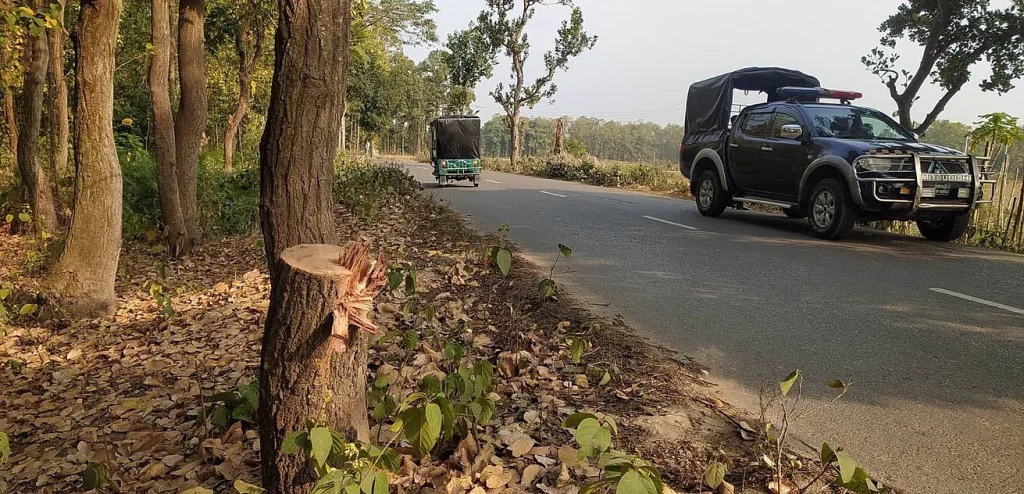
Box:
(680, 67), (995, 240)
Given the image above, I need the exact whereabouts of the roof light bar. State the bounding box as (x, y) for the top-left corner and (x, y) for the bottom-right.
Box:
(777, 87), (863, 100)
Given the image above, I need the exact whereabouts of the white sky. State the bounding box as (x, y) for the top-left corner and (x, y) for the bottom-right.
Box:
(407, 0), (1024, 127)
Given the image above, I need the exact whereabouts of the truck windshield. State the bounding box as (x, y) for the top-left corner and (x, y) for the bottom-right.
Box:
(805, 107), (913, 141)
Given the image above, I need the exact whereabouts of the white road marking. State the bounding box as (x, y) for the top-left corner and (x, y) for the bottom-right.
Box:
(929, 288), (1024, 316)
(485, 179), (502, 184)
(539, 191), (567, 198)
(642, 215), (699, 231)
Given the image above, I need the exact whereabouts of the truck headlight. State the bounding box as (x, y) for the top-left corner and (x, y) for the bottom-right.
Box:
(855, 156), (912, 173)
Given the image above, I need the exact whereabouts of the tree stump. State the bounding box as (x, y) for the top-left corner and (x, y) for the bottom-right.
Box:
(258, 243), (386, 494)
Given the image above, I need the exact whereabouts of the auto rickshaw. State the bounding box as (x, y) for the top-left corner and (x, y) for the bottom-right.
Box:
(430, 115), (482, 187)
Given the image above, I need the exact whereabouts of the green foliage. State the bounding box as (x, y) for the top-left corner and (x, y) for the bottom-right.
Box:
(393, 357), (496, 458)
(121, 144), (261, 240)
(385, 265), (417, 296)
(203, 379), (259, 428)
(281, 421), (400, 494)
(779, 369), (799, 397)
(539, 243), (572, 300)
(0, 431), (9, 465)
(334, 161), (420, 221)
(562, 414), (662, 494)
(475, 1), (597, 119)
(484, 223), (513, 276)
(817, 442), (884, 493)
(486, 154), (688, 195)
(703, 461), (726, 489)
(862, 0), (1024, 133)
(82, 462), (109, 491)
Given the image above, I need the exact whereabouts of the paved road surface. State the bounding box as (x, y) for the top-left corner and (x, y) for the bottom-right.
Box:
(406, 164), (1024, 493)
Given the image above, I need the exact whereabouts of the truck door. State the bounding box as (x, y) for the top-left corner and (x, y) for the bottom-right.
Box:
(728, 110), (774, 193)
(763, 108), (809, 199)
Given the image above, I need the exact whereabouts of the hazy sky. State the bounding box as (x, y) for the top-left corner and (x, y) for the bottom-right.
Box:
(407, 0), (1024, 127)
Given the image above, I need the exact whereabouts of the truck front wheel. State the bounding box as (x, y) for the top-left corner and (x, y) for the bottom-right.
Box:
(917, 214), (970, 242)
(807, 178), (857, 240)
(695, 170), (728, 217)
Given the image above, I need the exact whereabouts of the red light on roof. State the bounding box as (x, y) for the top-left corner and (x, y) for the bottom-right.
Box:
(820, 89), (862, 100)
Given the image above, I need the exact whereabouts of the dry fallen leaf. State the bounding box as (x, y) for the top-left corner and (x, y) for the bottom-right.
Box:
(520, 464), (545, 486)
(509, 437), (535, 458)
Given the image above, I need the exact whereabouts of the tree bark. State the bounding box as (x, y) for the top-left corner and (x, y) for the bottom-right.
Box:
(46, 0), (70, 183)
(259, 0), (349, 268)
(150, 0), (190, 256)
(16, 1), (59, 233)
(258, 0), (354, 490)
(553, 117), (565, 155)
(175, 0), (207, 245)
(49, 0), (123, 318)
(2, 88), (17, 170)
(258, 243), (383, 493)
(225, 26), (263, 172)
(508, 111), (521, 164)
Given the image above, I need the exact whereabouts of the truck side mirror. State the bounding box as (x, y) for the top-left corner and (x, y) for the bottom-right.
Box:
(779, 124), (803, 140)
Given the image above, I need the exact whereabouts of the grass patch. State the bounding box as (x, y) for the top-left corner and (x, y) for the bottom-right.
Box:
(485, 154), (690, 196)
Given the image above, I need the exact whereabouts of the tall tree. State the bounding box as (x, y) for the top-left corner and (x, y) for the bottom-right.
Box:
(150, 0), (190, 255)
(217, 0), (271, 171)
(15, 0), (58, 232)
(442, 25), (495, 113)
(863, 0), (1024, 135)
(474, 0), (596, 162)
(49, 0), (123, 317)
(256, 0), (364, 491)
(45, 0), (69, 182)
(174, 0), (207, 245)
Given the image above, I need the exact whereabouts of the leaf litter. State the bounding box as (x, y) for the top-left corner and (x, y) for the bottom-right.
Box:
(1, 194), (783, 493)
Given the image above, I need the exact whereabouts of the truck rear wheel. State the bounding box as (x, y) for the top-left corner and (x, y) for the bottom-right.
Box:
(807, 178), (856, 240)
(917, 214), (970, 242)
(695, 170), (728, 217)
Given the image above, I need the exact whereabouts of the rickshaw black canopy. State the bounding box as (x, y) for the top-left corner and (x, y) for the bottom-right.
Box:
(431, 115), (481, 160)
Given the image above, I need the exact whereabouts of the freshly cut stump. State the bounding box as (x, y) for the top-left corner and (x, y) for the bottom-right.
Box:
(258, 243), (386, 494)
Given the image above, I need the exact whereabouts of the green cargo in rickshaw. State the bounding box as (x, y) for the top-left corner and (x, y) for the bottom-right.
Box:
(431, 115), (482, 187)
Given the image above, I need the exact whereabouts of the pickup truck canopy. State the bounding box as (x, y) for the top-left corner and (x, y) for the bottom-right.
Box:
(684, 67), (820, 136)
(431, 115), (481, 160)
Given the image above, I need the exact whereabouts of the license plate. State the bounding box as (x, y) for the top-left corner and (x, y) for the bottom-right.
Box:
(934, 183), (952, 196)
(921, 173), (971, 182)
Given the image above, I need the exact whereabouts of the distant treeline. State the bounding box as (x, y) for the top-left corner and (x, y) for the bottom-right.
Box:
(478, 115), (1022, 174)
(481, 115), (684, 163)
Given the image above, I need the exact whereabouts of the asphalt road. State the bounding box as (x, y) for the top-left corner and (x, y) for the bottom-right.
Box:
(405, 164), (1024, 493)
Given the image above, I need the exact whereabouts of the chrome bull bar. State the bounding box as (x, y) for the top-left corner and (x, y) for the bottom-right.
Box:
(855, 153), (994, 214)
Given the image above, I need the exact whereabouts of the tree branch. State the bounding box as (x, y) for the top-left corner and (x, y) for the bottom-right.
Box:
(915, 85), (961, 135)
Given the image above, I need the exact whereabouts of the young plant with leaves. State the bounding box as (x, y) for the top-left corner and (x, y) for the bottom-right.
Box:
(281, 421), (401, 494)
(539, 243), (571, 300)
(394, 358), (496, 457)
(203, 379), (259, 428)
(484, 223), (512, 276)
(562, 412), (666, 494)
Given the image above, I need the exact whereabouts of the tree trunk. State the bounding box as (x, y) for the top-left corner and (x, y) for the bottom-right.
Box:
(2, 88), (17, 170)
(225, 27), (262, 172)
(49, 0), (123, 318)
(16, 3), (59, 233)
(150, 0), (190, 256)
(508, 112), (521, 164)
(175, 0), (207, 245)
(258, 0), (353, 490)
(553, 117), (565, 155)
(46, 0), (70, 184)
(259, 243), (385, 493)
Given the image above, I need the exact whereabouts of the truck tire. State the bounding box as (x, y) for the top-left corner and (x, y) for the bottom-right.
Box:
(807, 178), (857, 240)
(695, 170), (728, 217)
(917, 214), (970, 242)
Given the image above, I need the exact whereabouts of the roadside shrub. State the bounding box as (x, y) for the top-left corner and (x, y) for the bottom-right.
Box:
(119, 139), (162, 239)
(197, 152), (260, 236)
(334, 156), (419, 220)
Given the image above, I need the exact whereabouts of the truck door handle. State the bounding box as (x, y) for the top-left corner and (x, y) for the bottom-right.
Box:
(729, 143), (739, 148)
(760, 146), (773, 152)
